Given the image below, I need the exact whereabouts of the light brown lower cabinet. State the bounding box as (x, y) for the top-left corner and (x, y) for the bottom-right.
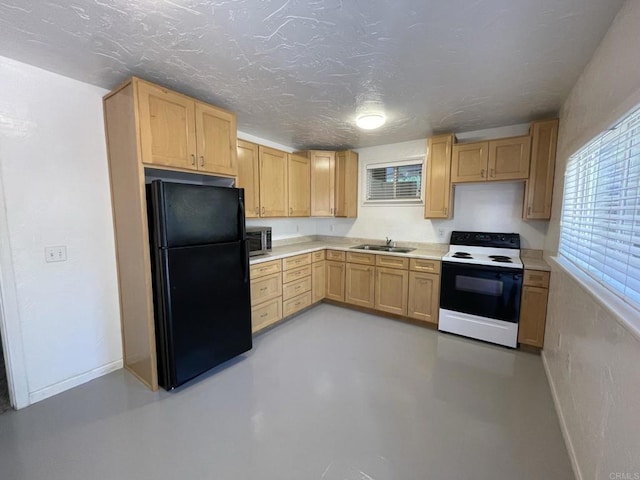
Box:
(312, 259), (326, 303)
(249, 259), (284, 333)
(518, 285), (548, 348)
(407, 271), (440, 325)
(326, 260), (346, 302)
(375, 267), (409, 316)
(345, 263), (375, 308)
(251, 297), (282, 332)
(283, 291), (312, 317)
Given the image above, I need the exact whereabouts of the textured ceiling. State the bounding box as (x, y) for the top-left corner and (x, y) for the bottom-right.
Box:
(0, 0), (626, 149)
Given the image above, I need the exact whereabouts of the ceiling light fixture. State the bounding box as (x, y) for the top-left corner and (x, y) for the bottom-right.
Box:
(356, 113), (386, 130)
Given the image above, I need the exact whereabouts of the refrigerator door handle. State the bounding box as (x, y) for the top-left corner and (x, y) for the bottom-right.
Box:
(242, 240), (249, 284)
(239, 195), (247, 240)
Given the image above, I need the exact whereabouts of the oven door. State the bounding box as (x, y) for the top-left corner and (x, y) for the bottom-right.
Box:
(440, 262), (522, 323)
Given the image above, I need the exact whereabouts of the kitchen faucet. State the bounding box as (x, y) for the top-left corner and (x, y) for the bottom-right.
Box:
(385, 237), (396, 247)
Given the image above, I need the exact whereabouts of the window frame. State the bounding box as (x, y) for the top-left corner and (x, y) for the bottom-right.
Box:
(558, 104), (640, 313)
(363, 156), (425, 205)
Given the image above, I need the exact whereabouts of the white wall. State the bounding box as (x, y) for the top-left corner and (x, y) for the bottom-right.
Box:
(316, 137), (549, 249)
(541, 1), (640, 478)
(0, 56), (122, 407)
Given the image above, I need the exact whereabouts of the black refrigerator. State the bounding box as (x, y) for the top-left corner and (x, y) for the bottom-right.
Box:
(147, 180), (252, 390)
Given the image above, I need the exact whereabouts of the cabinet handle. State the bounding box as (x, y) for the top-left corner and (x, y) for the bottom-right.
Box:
(481, 169), (485, 178)
(330, 207), (333, 214)
(260, 312), (268, 318)
(490, 168), (494, 177)
(527, 206), (532, 216)
(290, 207), (293, 215)
(191, 154), (196, 166)
(444, 207), (448, 216)
(200, 156), (205, 167)
(262, 206), (265, 215)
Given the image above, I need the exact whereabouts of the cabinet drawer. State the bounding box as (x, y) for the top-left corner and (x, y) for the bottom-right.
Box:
(251, 297), (282, 333)
(410, 258), (441, 274)
(283, 291), (312, 317)
(282, 264), (312, 284)
(283, 253), (312, 270)
(376, 255), (409, 269)
(312, 250), (325, 262)
(283, 276), (312, 301)
(346, 251), (375, 265)
(523, 270), (550, 288)
(250, 259), (282, 279)
(326, 250), (346, 261)
(250, 272), (282, 306)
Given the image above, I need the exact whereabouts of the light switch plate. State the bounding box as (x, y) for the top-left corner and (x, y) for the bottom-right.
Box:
(45, 246), (67, 263)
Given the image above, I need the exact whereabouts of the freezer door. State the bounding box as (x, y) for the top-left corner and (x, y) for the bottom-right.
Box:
(158, 241), (252, 389)
(151, 180), (243, 247)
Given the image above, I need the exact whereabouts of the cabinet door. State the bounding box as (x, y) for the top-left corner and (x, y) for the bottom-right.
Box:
(288, 153), (311, 217)
(525, 119), (559, 219)
(424, 135), (454, 218)
(195, 102), (237, 176)
(259, 146), (288, 217)
(137, 81), (197, 169)
(325, 260), (345, 302)
(488, 135), (531, 181)
(345, 263), (375, 308)
(312, 260), (326, 303)
(335, 150), (359, 218)
(375, 267), (409, 316)
(237, 140), (260, 218)
(451, 141), (488, 183)
(518, 286), (549, 347)
(407, 272), (440, 325)
(310, 151), (336, 216)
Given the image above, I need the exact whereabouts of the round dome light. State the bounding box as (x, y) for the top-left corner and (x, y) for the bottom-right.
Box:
(356, 113), (386, 130)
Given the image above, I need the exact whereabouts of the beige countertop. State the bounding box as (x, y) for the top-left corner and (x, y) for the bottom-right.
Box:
(249, 237), (552, 271)
(521, 257), (551, 271)
(249, 239), (446, 265)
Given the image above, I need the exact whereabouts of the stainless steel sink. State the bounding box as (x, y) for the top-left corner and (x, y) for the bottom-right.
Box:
(351, 244), (415, 254)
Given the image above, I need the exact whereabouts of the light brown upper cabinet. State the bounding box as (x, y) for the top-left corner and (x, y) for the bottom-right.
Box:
(308, 150), (336, 216)
(524, 119), (559, 220)
(424, 134), (454, 219)
(488, 135), (531, 181)
(195, 102), (237, 176)
(335, 150), (359, 218)
(287, 153), (311, 217)
(452, 135), (530, 183)
(136, 79), (237, 176)
(298, 150), (358, 218)
(451, 141), (488, 182)
(236, 140), (260, 218)
(259, 146), (288, 217)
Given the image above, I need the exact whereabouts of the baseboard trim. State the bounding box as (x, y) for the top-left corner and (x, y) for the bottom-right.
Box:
(28, 359), (123, 405)
(542, 351), (582, 480)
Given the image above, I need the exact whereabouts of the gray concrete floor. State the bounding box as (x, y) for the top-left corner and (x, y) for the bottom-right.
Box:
(0, 304), (573, 480)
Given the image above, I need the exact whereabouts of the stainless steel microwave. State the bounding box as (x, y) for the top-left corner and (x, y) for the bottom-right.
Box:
(246, 227), (272, 257)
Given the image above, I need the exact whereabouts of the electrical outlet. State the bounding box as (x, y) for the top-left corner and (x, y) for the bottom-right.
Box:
(438, 229), (444, 238)
(330, 224), (335, 232)
(45, 246), (67, 263)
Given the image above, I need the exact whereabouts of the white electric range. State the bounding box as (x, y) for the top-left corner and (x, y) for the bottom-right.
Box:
(439, 231), (524, 348)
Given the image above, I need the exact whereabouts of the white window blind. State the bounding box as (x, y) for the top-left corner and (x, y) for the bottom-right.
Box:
(366, 161), (423, 202)
(559, 105), (640, 309)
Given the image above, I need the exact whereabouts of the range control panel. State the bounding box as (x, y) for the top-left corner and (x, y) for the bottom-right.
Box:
(449, 231), (521, 249)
